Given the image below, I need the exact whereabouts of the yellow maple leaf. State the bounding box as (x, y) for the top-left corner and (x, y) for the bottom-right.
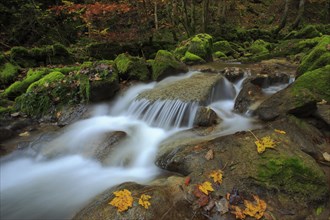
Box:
(255, 136), (276, 154)
(109, 189), (133, 212)
(231, 205), (246, 219)
(274, 129), (286, 134)
(198, 181), (214, 195)
(209, 170), (223, 184)
(243, 195), (267, 219)
(139, 194), (151, 209)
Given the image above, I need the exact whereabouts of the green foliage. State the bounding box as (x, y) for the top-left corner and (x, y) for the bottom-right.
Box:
(0, 63), (20, 85)
(213, 51), (227, 59)
(27, 71), (65, 93)
(297, 35), (330, 75)
(181, 51), (205, 65)
(248, 39), (271, 55)
(294, 25), (322, 39)
(292, 65), (330, 102)
(258, 156), (329, 201)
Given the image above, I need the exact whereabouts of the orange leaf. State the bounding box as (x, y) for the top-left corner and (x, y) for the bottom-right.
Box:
(231, 205), (246, 219)
(209, 170), (223, 184)
(243, 195), (267, 219)
(109, 189), (133, 212)
(198, 181), (214, 195)
(184, 176), (191, 186)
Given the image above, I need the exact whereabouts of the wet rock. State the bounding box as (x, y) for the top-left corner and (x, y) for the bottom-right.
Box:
(137, 73), (226, 105)
(221, 67), (245, 82)
(73, 176), (205, 220)
(155, 117), (329, 219)
(89, 77), (120, 102)
(57, 105), (87, 127)
(0, 127), (14, 143)
(315, 104), (330, 125)
(194, 106), (221, 127)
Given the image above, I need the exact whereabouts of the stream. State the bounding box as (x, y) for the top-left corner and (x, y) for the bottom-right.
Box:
(0, 69), (290, 220)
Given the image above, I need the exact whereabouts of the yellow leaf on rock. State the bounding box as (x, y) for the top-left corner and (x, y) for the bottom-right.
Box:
(198, 181), (214, 195)
(209, 170), (223, 184)
(231, 205), (246, 219)
(255, 136), (276, 154)
(109, 189), (133, 212)
(243, 195), (267, 219)
(274, 129), (286, 134)
(139, 194), (151, 209)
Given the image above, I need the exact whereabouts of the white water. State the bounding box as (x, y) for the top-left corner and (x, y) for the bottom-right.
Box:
(0, 70), (258, 220)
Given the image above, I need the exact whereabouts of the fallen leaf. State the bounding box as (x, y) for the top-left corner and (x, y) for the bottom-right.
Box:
(19, 131), (30, 137)
(109, 189), (133, 212)
(184, 176), (191, 186)
(215, 197), (229, 215)
(209, 170), (223, 184)
(193, 186), (204, 198)
(255, 136), (276, 154)
(11, 112), (20, 117)
(197, 194), (209, 207)
(138, 194), (151, 209)
(243, 195), (267, 219)
(323, 152), (330, 162)
(274, 129), (286, 134)
(198, 181), (214, 195)
(231, 205), (246, 219)
(205, 149), (214, 160)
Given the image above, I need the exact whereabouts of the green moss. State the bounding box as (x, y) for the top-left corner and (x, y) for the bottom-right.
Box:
(51, 66), (81, 75)
(3, 69), (48, 99)
(258, 156), (329, 201)
(152, 50), (187, 81)
(0, 63), (20, 85)
(27, 71), (65, 93)
(297, 35), (330, 75)
(248, 39), (271, 55)
(114, 53), (150, 81)
(213, 41), (233, 55)
(294, 25), (322, 39)
(174, 33), (213, 62)
(10, 46), (36, 67)
(292, 65), (330, 102)
(213, 51), (227, 59)
(181, 51), (205, 64)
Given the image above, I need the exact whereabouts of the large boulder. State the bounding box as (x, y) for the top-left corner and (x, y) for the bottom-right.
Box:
(256, 65), (330, 121)
(73, 176), (205, 220)
(175, 33), (213, 64)
(114, 53), (150, 81)
(0, 62), (20, 86)
(151, 50), (188, 81)
(137, 73), (230, 104)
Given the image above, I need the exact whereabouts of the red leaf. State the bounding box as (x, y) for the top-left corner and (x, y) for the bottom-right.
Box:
(184, 176), (191, 186)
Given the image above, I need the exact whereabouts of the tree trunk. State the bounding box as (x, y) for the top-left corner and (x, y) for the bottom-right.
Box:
(274, 0), (290, 35)
(202, 0), (210, 33)
(190, 1), (196, 34)
(154, 1), (158, 30)
(290, 0), (305, 30)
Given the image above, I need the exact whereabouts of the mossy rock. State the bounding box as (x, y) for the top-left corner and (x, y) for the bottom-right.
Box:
(0, 63), (20, 85)
(114, 53), (150, 81)
(10, 46), (36, 67)
(257, 156), (328, 202)
(292, 65), (330, 102)
(3, 69), (49, 99)
(89, 72), (119, 102)
(297, 35), (330, 76)
(213, 40), (234, 56)
(248, 39), (271, 55)
(151, 50), (188, 81)
(213, 51), (227, 59)
(174, 33), (213, 63)
(16, 71), (89, 117)
(294, 25), (323, 39)
(181, 51), (205, 65)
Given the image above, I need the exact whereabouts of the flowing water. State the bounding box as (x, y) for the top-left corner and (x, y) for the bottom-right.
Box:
(0, 70), (283, 220)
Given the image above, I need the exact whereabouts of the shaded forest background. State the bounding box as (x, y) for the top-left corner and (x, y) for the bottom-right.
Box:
(1, 0), (329, 52)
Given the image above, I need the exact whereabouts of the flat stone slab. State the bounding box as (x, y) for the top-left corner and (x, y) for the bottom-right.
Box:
(137, 73), (232, 105)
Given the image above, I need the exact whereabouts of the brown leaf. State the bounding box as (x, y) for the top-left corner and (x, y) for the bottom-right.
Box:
(204, 199), (215, 211)
(197, 194), (209, 207)
(193, 185), (204, 198)
(205, 149), (214, 160)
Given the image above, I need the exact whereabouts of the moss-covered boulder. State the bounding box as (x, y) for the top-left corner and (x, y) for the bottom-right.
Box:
(213, 40), (234, 56)
(180, 51), (205, 64)
(256, 65), (330, 121)
(293, 25), (323, 39)
(0, 63), (20, 86)
(15, 71), (89, 117)
(10, 43), (73, 68)
(174, 33), (213, 64)
(151, 50), (188, 81)
(113, 53), (150, 81)
(248, 39), (271, 55)
(213, 51), (227, 59)
(2, 69), (49, 99)
(297, 35), (330, 76)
